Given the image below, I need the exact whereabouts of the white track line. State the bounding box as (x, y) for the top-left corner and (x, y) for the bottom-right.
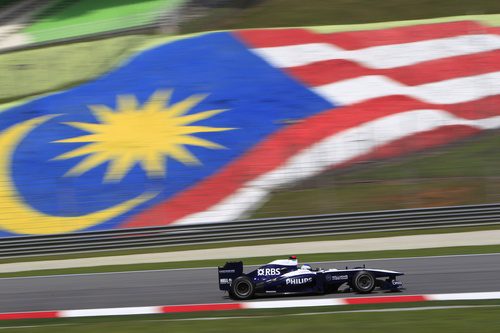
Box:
(0, 324), (70, 330)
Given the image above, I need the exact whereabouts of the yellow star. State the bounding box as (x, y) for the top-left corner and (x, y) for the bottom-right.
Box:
(53, 90), (235, 182)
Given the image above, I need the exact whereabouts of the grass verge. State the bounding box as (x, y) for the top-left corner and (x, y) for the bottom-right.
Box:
(1, 243), (499, 278)
(251, 130), (500, 218)
(179, 0), (500, 33)
(23, 0), (183, 43)
(0, 34), (156, 103)
(0, 300), (499, 332)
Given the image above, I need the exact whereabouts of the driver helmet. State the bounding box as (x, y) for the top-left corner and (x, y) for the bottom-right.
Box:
(301, 264), (312, 271)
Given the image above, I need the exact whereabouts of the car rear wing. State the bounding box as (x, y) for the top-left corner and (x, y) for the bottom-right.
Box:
(218, 261), (243, 291)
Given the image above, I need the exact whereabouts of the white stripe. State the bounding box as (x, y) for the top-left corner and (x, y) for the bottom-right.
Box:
(60, 306), (161, 318)
(428, 291), (500, 301)
(0, 324), (70, 330)
(253, 43), (344, 67)
(243, 298), (343, 309)
(175, 110), (500, 225)
(253, 34), (500, 69)
(314, 72), (500, 105)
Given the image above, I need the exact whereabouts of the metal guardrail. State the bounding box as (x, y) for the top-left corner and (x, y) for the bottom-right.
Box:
(1, 203), (499, 258)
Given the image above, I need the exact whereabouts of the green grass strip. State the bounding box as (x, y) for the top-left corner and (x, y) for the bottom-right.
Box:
(310, 13), (500, 33)
(24, 0), (187, 43)
(251, 125), (500, 218)
(1, 243), (499, 278)
(179, 0), (500, 33)
(0, 34), (156, 104)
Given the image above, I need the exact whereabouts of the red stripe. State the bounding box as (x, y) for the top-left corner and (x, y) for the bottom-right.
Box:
(428, 95), (500, 120)
(123, 95), (500, 228)
(236, 28), (323, 48)
(489, 27), (500, 34)
(236, 21), (486, 49)
(161, 303), (242, 313)
(344, 295), (427, 305)
(0, 311), (59, 320)
(288, 50), (500, 87)
(324, 21), (487, 50)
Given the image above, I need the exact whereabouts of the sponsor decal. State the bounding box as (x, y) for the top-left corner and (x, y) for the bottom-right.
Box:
(330, 275), (348, 281)
(257, 268), (281, 276)
(286, 277), (313, 285)
(219, 278), (232, 284)
(219, 269), (235, 273)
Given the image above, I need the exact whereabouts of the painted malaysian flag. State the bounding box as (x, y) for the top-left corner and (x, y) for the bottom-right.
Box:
(130, 20), (500, 227)
(1, 20), (499, 236)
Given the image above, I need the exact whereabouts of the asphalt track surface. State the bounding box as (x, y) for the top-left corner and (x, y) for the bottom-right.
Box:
(1, 254), (499, 312)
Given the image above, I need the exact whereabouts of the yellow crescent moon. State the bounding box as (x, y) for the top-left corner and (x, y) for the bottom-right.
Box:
(0, 115), (157, 235)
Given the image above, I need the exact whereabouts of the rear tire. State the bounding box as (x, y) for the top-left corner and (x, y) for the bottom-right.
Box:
(229, 276), (255, 300)
(352, 271), (376, 293)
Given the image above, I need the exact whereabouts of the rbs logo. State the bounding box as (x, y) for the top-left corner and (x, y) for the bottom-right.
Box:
(257, 268), (281, 276)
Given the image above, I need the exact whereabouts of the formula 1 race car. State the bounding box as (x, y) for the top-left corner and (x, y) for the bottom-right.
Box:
(218, 256), (404, 300)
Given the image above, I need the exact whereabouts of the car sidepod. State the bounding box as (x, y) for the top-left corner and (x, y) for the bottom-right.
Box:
(255, 270), (319, 295)
(321, 270), (351, 292)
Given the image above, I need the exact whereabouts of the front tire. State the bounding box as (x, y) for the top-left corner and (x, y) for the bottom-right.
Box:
(352, 271), (376, 293)
(229, 276), (255, 300)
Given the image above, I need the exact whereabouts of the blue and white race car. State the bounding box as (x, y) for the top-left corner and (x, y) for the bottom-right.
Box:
(218, 256), (404, 300)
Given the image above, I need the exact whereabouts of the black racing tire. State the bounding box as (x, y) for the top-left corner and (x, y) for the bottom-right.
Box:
(352, 271), (376, 294)
(229, 276), (255, 300)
